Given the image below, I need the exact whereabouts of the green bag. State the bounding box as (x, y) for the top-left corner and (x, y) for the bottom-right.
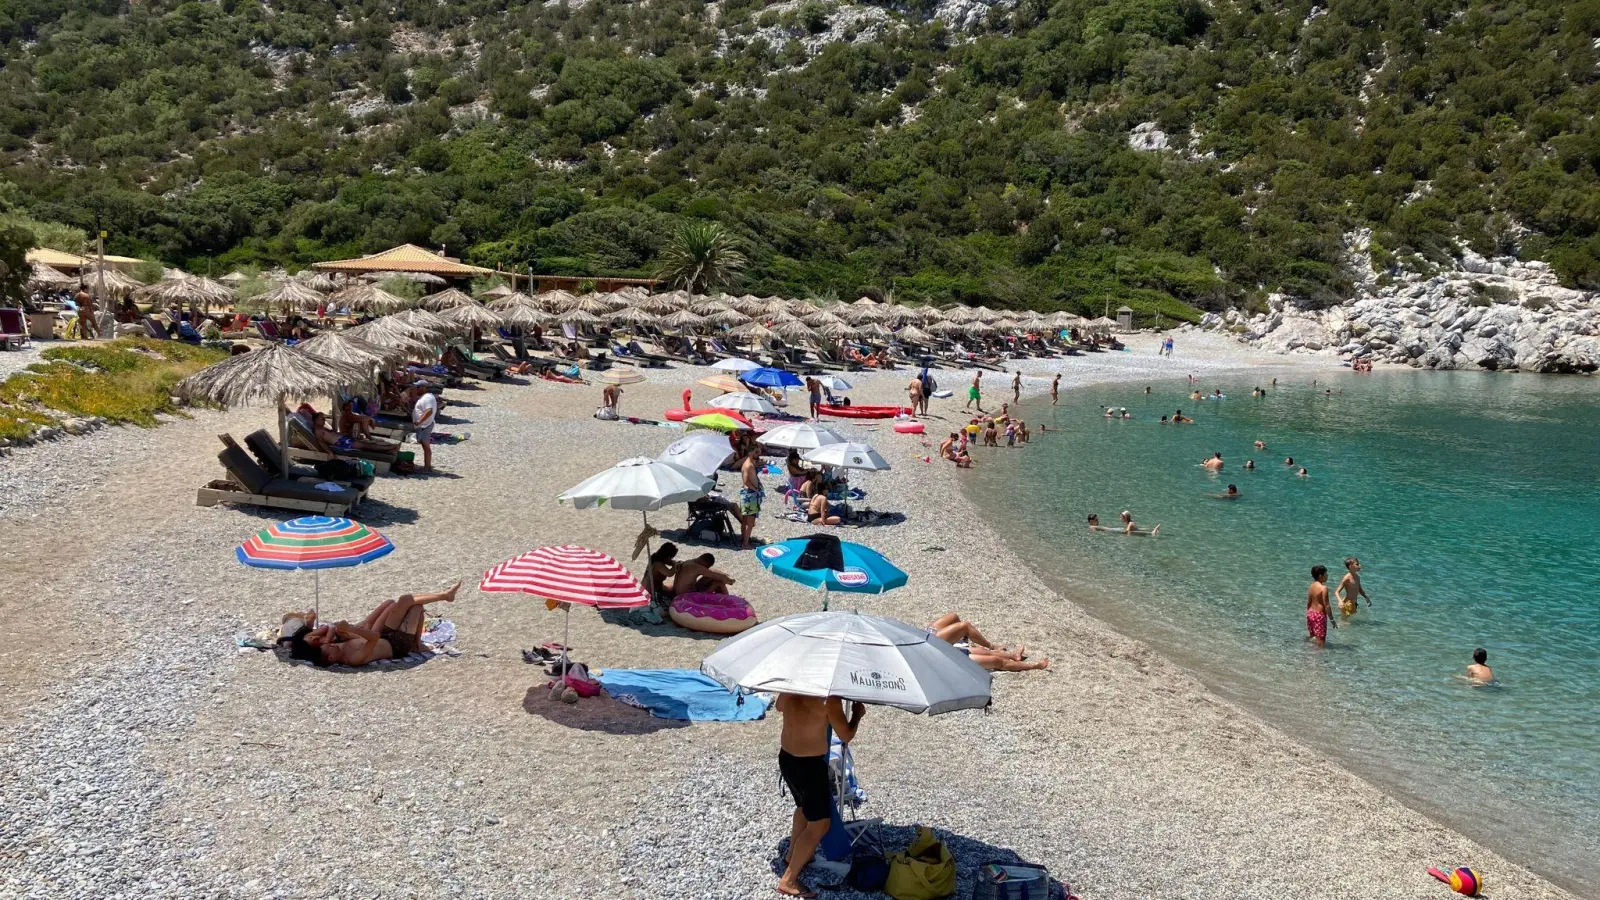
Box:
(885, 826), (956, 900)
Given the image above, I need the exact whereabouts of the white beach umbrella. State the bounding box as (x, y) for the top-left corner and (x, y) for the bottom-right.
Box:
(712, 358), (761, 373)
(817, 375), (853, 392)
(558, 457), (715, 513)
(709, 391), (779, 415)
(658, 431), (735, 479)
(802, 442), (891, 472)
(758, 422), (847, 450)
(701, 610), (991, 715)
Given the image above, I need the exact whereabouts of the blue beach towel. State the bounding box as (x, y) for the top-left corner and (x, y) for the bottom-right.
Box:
(596, 669), (771, 722)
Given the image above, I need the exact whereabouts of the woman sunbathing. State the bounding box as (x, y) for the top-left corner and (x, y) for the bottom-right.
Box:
(807, 492), (842, 526)
(928, 613), (1050, 672)
(308, 411), (399, 454)
(540, 365), (586, 384)
(283, 582), (459, 666)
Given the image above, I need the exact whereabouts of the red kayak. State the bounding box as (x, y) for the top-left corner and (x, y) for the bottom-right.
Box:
(818, 405), (911, 419)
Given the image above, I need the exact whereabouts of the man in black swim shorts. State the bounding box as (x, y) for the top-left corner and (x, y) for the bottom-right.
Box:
(773, 694), (866, 898)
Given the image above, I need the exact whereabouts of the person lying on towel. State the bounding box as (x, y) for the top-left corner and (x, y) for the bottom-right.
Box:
(281, 582), (458, 667)
(928, 613), (1050, 672)
(307, 410), (398, 454)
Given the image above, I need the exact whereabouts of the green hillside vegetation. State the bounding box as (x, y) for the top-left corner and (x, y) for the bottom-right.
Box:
(1, 0), (1596, 317)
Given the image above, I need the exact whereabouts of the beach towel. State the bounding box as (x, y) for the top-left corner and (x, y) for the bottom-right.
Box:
(596, 669), (771, 722)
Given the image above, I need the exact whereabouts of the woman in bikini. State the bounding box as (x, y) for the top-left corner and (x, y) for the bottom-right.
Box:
(283, 582), (459, 666)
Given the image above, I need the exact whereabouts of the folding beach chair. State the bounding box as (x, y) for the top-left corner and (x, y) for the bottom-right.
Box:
(0, 307), (29, 350)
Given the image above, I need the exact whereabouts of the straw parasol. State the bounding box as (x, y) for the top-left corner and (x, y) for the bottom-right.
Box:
(391, 307), (457, 336)
(708, 308), (752, 327)
(500, 305), (552, 330)
(943, 305), (978, 323)
(420, 287), (477, 310)
(330, 283), (409, 314)
(726, 321), (777, 343)
(1088, 316), (1117, 333)
(176, 344), (369, 476)
(297, 331), (408, 369)
(220, 271), (249, 284)
(436, 302), (505, 333)
(661, 309), (707, 332)
(488, 291), (537, 312)
(28, 263), (76, 288)
(803, 308), (844, 327)
(346, 317), (439, 354)
(769, 318), (819, 343)
(818, 320), (859, 341)
(689, 297), (733, 317)
(857, 322), (894, 340)
(83, 266), (144, 296)
(555, 308), (603, 327)
(895, 325), (933, 344)
(258, 280), (326, 316)
(609, 306), (659, 329)
(634, 293), (684, 315)
(538, 289), (580, 312)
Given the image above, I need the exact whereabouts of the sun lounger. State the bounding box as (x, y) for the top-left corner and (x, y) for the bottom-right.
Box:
(0, 308), (29, 350)
(239, 430), (374, 494)
(255, 319), (284, 342)
(198, 447), (361, 514)
(286, 414), (397, 473)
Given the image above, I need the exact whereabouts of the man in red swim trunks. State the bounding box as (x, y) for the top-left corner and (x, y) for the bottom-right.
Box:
(1306, 564), (1335, 647)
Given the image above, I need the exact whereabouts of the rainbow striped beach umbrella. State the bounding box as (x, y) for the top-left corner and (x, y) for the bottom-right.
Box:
(236, 515), (394, 613)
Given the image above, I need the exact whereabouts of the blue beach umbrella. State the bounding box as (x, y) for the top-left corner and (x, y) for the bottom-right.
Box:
(757, 533), (907, 610)
(740, 367), (804, 390)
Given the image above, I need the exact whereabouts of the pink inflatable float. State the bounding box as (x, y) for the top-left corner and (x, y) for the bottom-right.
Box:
(893, 421), (926, 434)
(669, 593), (758, 634)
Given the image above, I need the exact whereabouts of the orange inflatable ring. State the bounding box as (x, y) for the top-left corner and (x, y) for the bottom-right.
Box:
(893, 421), (926, 434)
(669, 593), (757, 634)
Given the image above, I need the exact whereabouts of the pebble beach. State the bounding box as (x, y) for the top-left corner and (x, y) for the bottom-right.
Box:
(0, 333), (1578, 900)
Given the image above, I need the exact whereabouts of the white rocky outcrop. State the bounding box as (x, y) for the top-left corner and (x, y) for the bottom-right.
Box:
(1199, 231), (1600, 374)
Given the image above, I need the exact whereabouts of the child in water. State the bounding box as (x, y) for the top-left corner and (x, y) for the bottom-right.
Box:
(1466, 648), (1494, 684)
(1306, 564), (1334, 647)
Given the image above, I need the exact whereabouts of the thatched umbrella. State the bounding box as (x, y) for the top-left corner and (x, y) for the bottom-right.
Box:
(726, 321), (776, 343)
(84, 266), (144, 297)
(220, 271), (249, 284)
(689, 297), (733, 317)
(661, 309), (707, 332)
(331, 283), (409, 314)
(176, 344), (369, 477)
(729, 295), (764, 315)
(819, 320), (859, 341)
(259, 280), (326, 317)
(481, 284), (515, 299)
(708, 308), (751, 327)
(488, 291), (537, 312)
(28, 263), (76, 288)
(298, 331), (408, 370)
(609, 306), (659, 329)
(895, 325), (933, 344)
(858, 322), (894, 341)
(1088, 316), (1118, 334)
(635, 293), (683, 315)
(562, 292), (615, 316)
(769, 318), (819, 343)
(972, 305), (1002, 323)
(555, 308), (603, 328)
(298, 271), (340, 292)
(1047, 312), (1085, 329)
(436, 302), (504, 334)
(391, 307), (456, 337)
(345, 319), (437, 356)
(929, 319), (965, 336)
(420, 287), (477, 310)
(965, 320), (999, 337)
(500, 305), (552, 331)
(803, 308), (844, 327)
(539, 289), (581, 312)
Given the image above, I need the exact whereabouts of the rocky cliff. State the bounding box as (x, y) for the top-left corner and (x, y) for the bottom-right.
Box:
(1197, 231), (1600, 374)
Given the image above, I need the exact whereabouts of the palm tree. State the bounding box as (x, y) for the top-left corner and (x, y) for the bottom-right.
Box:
(657, 222), (746, 293)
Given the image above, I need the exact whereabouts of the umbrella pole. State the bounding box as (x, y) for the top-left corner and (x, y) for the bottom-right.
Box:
(821, 582), (830, 612)
(278, 402), (291, 478)
(562, 605), (571, 681)
(314, 568), (320, 619)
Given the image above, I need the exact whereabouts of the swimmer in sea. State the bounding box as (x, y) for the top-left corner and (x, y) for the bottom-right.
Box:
(1160, 415), (1170, 423)
(1144, 386), (1152, 395)
(1335, 557), (1370, 616)
(1217, 484), (1240, 500)
(1202, 452), (1224, 471)
(1120, 408), (1132, 419)
(1212, 388), (1223, 399)
(1284, 456), (1294, 466)
(1173, 409), (1193, 424)
(1466, 648), (1494, 684)
(1190, 390), (1203, 401)
(1104, 407), (1116, 418)
(1306, 564), (1334, 647)
(1254, 440), (1266, 450)
(1117, 510), (1159, 536)
(1298, 467), (1309, 477)
(1243, 459), (1255, 470)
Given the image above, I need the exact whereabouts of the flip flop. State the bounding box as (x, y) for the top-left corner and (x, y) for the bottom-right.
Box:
(774, 885), (817, 899)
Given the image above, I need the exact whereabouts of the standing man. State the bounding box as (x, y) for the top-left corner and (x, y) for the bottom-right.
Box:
(410, 386), (437, 472)
(906, 373), (923, 416)
(774, 693), (865, 898)
(1306, 564), (1334, 647)
(738, 446), (762, 549)
(74, 283), (98, 340)
(1050, 373), (1061, 406)
(1336, 557), (1371, 617)
(1011, 370), (1021, 404)
(965, 370), (983, 412)
(918, 366), (934, 415)
(805, 376), (822, 420)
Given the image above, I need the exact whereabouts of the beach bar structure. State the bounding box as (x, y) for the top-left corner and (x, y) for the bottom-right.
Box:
(26, 247), (145, 273)
(311, 244), (659, 294)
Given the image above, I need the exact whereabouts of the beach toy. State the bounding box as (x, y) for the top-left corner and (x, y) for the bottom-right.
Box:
(893, 421), (926, 434)
(669, 592), (757, 634)
(817, 404), (911, 419)
(1428, 866), (1482, 896)
(665, 407), (750, 425)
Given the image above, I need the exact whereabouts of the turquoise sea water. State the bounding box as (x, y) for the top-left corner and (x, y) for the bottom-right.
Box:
(964, 369), (1600, 893)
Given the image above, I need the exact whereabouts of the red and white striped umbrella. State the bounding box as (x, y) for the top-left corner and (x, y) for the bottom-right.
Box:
(480, 545), (647, 685)
(479, 544), (649, 608)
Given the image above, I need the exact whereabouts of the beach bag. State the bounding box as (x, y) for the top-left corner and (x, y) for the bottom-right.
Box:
(848, 853), (891, 892)
(886, 827), (956, 900)
(971, 861), (1052, 900)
